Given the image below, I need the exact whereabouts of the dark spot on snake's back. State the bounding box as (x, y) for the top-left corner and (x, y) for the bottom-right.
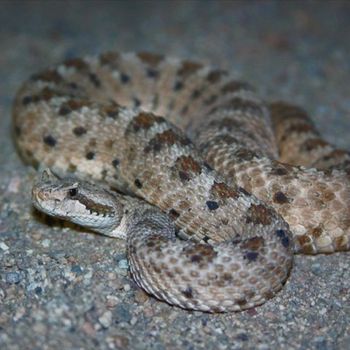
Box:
(179, 171), (190, 182)
(270, 165), (290, 176)
(88, 73), (101, 87)
(169, 209), (180, 220)
(86, 151), (95, 160)
(206, 201), (219, 211)
(244, 251), (259, 262)
(146, 68), (159, 79)
(73, 126), (87, 136)
(276, 229), (290, 248)
(43, 135), (57, 147)
(59, 105), (71, 116)
(14, 125), (21, 136)
(112, 159), (120, 168)
(134, 179), (142, 188)
(120, 73), (130, 84)
(133, 98), (141, 108)
(173, 81), (184, 91)
(190, 89), (202, 100)
(68, 82), (78, 89)
(182, 287), (193, 299)
(203, 94), (218, 106)
(22, 96), (35, 105)
(273, 191), (290, 204)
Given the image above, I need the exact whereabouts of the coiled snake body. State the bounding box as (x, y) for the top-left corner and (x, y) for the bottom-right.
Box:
(13, 52), (350, 312)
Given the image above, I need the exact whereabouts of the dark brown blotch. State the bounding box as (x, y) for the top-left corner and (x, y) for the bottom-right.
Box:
(127, 112), (166, 133)
(73, 126), (87, 136)
(234, 148), (257, 162)
(211, 181), (240, 200)
(134, 179), (143, 189)
(88, 73), (101, 87)
(206, 69), (227, 83)
(184, 244), (217, 264)
(240, 236), (264, 251)
(112, 159), (120, 168)
(174, 155), (202, 176)
(63, 58), (89, 71)
(270, 164), (291, 176)
(246, 204), (273, 226)
(168, 209), (180, 220)
(31, 70), (62, 83)
(102, 103), (120, 119)
(99, 51), (120, 66)
(173, 81), (184, 91)
(300, 138), (329, 152)
(137, 52), (164, 66)
(177, 60), (203, 78)
(144, 129), (190, 154)
(86, 151), (95, 160)
(273, 191), (290, 204)
(221, 81), (252, 94)
(59, 99), (91, 116)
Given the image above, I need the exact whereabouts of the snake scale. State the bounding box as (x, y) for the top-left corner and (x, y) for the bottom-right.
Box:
(12, 52), (350, 312)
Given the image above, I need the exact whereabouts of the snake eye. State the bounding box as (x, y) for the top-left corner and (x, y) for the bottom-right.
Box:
(68, 188), (78, 197)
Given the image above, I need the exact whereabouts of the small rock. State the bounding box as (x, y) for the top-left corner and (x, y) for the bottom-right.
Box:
(41, 239), (50, 248)
(98, 310), (113, 328)
(118, 259), (129, 269)
(134, 289), (149, 304)
(0, 242), (9, 251)
(71, 265), (83, 275)
(114, 304), (132, 324)
(5, 272), (21, 284)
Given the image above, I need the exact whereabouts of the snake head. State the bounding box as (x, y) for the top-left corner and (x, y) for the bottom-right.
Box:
(32, 168), (125, 236)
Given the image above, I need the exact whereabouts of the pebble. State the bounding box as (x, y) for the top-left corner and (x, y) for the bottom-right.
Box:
(114, 304), (132, 324)
(117, 259), (129, 269)
(5, 272), (21, 284)
(0, 242), (9, 251)
(98, 310), (113, 328)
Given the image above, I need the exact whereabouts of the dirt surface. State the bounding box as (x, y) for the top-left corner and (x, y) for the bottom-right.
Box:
(1, 1), (349, 349)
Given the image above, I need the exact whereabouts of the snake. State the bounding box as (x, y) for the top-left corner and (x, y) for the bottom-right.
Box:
(12, 51), (350, 312)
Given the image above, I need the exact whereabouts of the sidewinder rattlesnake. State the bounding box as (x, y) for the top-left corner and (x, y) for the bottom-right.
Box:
(12, 52), (350, 312)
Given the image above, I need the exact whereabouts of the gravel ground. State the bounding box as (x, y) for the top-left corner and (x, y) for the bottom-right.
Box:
(0, 1), (349, 349)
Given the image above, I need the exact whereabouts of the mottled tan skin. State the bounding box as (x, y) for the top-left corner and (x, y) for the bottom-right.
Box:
(13, 52), (350, 312)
